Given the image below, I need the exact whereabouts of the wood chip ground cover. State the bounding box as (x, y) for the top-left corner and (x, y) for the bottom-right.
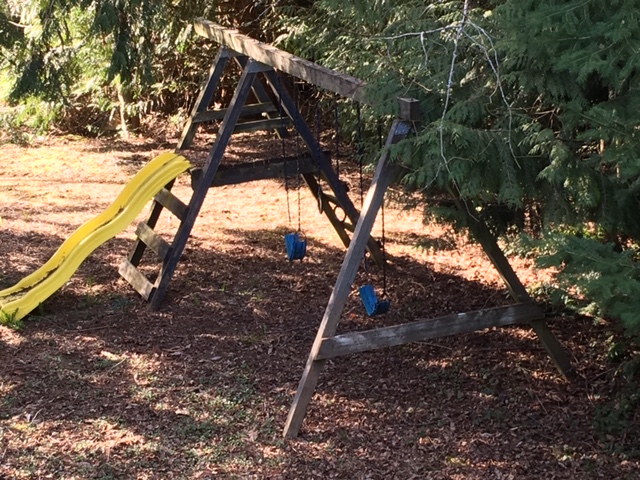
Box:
(0, 135), (637, 479)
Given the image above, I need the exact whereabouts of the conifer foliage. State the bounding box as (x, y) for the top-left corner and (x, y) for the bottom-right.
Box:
(274, 0), (640, 335)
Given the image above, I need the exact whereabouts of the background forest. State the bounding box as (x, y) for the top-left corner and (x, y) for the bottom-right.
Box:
(1, 0), (639, 451)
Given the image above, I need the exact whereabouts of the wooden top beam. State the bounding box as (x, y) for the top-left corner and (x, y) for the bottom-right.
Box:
(194, 19), (367, 103)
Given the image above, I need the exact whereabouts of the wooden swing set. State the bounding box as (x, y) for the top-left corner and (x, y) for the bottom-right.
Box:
(117, 19), (575, 438)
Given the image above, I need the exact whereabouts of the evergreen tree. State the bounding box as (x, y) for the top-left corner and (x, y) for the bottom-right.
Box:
(274, 0), (640, 334)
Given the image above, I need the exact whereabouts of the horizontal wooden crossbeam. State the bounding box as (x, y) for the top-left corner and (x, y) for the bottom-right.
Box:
(233, 117), (290, 133)
(316, 303), (544, 360)
(195, 19), (367, 102)
(135, 223), (171, 261)
(192, 102), (278, 124)
(190, 152), (325, 189)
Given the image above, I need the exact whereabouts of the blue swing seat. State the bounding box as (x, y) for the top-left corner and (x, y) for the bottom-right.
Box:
(285, 232), (307, 261)
(359, 284), (390, 316)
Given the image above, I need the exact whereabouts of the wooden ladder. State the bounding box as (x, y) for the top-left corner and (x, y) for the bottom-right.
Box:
(118, 179), (189, 304)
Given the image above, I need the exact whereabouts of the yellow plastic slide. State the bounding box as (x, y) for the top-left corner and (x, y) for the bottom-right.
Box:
(0, 152), (191, 322)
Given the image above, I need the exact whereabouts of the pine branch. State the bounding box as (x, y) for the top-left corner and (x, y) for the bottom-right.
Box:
(374, 0), (520, 201)
(461, 25), (519, 168)
(427, 1), (469, 192)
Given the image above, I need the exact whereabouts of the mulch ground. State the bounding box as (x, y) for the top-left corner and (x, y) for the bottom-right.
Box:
(0, 132), (637, 479)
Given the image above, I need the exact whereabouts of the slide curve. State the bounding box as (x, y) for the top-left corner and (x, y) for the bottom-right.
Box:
(0, 152), (191, 322)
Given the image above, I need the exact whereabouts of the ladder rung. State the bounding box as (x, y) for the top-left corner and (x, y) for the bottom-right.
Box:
(193, 103), (279, 124)
(135, 222), (172, 261)
(154, 188), (188, 221)
(119, 259), (155, 300)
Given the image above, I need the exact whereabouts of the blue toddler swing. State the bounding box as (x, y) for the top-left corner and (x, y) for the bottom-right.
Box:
(358, 198), (390, 316)
(283, 149), (307, 261)
(359, 284), (390, 316)
(285, 231), (306, 261)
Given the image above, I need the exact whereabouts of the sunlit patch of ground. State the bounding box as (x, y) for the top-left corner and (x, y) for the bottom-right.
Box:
(0, 135), (636, 479)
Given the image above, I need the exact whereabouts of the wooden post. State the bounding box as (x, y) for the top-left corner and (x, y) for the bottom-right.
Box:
(149, 59), (267, 309)
(397, 97), (421, 122)
(453, 195), (575, 379)
(283, 119), (412, 438)
(178, 47), (234, 150)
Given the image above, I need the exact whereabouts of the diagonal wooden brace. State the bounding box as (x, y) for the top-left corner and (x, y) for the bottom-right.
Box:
(149, 59), (266, 309)
(283, 119), (411, 438)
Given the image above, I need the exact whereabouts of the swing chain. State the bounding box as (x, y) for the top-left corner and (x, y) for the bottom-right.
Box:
(334, 98), (340, 179)
(378, 122), (388, 298)
(281, 79), (306, 262)
(381, 196), (388, 297)
(356, 101), (364, 208)
(294, 84), (302, 233)
(277, 75), (292, 225)
(315, 102), (324, 214)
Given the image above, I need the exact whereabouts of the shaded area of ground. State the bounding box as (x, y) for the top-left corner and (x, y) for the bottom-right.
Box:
(0, 136), (637, 479)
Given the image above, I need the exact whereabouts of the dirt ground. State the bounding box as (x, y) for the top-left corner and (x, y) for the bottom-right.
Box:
(0, 132), (637, 479)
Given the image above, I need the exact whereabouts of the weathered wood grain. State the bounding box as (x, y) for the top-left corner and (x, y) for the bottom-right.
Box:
(118, 259), (154, 301)
(195, 19), (367, 102)
(135, 222), (171, 261)
(317, 303), (543, 360)
(190, 153), (321, 188)
(192, 102), (278, 124)
(154, 187), (188, 221)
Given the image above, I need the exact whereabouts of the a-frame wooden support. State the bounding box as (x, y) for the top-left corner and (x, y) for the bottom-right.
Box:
(282, 103), (575, 438)
(178, 47), (288, 149)
(120, 57), (270, 307)
(120, 46), (384, 309)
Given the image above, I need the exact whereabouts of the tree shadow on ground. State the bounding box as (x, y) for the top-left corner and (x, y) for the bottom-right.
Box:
(1, 223), (626, 479)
